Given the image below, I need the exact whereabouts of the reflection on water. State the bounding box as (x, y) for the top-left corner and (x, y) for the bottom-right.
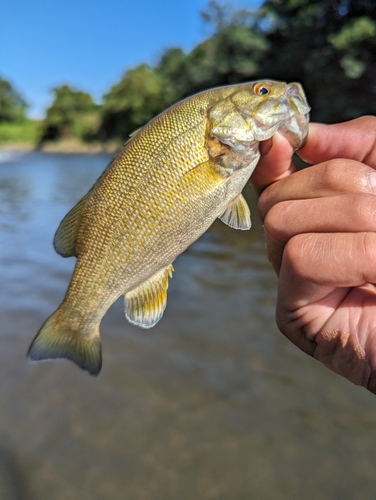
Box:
(1, 152), (376, 499)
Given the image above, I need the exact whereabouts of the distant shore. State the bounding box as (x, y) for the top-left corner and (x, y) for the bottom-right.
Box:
(0, 139), (121, 154)
(0, 142), (35, 152)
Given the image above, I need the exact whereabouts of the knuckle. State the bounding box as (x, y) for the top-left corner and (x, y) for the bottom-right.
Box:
(318, 158), (366, 192)
(263, 201), (293, 238)
(283, 234), (313, 280)
(358, 232), (376, 262)
(351, 194), (376, 229)
(356, 232), (376, 282)
(263, 204), (280, 236)
(318, 160), (343, 190)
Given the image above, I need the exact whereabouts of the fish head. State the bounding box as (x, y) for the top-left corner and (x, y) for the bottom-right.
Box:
(209, 80), (310, 155)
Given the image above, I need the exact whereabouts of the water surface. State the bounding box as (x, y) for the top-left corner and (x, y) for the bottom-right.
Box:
(1, 151), (376, 499)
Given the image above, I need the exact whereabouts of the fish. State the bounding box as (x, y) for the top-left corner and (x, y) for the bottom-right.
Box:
(27, 80), (310, 376)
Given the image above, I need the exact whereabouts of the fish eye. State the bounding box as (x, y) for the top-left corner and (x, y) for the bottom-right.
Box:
(253, 83), (271, 96)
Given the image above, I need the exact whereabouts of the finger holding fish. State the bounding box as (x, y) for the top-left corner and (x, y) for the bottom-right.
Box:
(250, 132), (296, 197)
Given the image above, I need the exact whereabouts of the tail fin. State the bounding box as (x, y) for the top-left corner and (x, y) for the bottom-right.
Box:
(27, 311), (102, 376)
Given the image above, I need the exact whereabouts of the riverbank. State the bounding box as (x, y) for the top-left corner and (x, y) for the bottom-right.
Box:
(0, 138), (121, 154)
(0, 142), (35, 152)
(40, 138), (121, 154)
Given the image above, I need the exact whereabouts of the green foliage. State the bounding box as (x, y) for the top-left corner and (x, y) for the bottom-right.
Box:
(39, 85), (100, 144)
(0, 76), (27, 122)
(99, 0), (376, 141)
(100, 2), (269, 142)
(258, 0), (376, 122)
(0, 76), (35, 144)
(19, 0), (376, 146)
(329, 16), (376, 50)
(157, 48), (188, 104)
(194, 0), (269, 85)
(0, 118), (40, 144)
(329, 16), (376, 79)
(99, 64), (165, 140)
(173, 24), (267, 92)
(159, 2), (269, 98)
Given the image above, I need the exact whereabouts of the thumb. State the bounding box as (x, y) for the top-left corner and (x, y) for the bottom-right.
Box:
(251, 132), (296, 196)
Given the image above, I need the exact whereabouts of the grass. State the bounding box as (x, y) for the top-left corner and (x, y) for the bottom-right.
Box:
(0, 119), (41, 148)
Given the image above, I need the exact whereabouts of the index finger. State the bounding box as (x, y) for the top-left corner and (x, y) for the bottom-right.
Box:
(299, 116), (376, 168)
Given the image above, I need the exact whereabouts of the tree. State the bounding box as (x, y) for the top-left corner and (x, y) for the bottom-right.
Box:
(156, 48), (189, 105)
(158, 2), (268, 97)
(39, 85), (99, 143)
(0, 76), (27, 122)
(258, 0), (376, 122)
(99, 2), (269, 142)
(97, 0), (376, 142)
(99, 64), (165, 141)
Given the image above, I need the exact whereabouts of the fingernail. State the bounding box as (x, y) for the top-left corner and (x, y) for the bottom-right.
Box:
(259, 138), (272, 156)
(369, 172), (376, 193)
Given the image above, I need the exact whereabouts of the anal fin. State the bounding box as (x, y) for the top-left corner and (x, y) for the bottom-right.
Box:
(124, 265), (174, 329)
(218, 193), (252, 230)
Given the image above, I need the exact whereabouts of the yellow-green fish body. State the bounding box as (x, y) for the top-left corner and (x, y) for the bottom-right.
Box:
(28, 80), (310, 375)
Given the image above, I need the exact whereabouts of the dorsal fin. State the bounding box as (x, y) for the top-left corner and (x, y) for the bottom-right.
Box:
(53, 192), (90, 257)
(123, 126), (143, 146)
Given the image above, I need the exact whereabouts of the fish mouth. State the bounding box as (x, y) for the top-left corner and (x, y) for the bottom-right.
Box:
(277, 82), (310, 150)
(250, 82), (310, 149)
(209, 80), (310, 155)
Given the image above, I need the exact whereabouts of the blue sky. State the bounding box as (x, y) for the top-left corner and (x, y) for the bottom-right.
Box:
(1, 0), (261, 118)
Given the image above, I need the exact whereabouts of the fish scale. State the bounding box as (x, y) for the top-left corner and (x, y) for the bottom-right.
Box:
(28, 80), (310, 375)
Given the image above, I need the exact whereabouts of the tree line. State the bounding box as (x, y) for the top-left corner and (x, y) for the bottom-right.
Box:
(1, 0), (375, 147)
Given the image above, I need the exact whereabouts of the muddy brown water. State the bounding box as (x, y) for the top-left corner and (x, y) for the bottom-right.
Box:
(1, 151), (376, 499)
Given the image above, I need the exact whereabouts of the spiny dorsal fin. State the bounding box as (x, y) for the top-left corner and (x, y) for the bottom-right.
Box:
(123, 127), (143, 146)
(53, 192), (90, 257)
(219, 193), (252, 230)
(124, 264), (174, 329)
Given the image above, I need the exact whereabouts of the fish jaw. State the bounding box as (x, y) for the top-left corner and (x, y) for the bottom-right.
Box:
(277, 82), (310, 149)
(209, 80), (310, 155)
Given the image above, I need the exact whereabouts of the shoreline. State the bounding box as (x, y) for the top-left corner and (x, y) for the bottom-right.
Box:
(0, 139), (121, 155)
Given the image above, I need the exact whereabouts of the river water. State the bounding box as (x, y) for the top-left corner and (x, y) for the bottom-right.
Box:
(0, 151), (376, 499)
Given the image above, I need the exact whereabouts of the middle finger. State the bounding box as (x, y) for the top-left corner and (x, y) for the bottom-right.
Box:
(264, 192), (376, 273)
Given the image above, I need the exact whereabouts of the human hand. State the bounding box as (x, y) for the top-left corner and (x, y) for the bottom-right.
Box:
(251, 116), (376, 394)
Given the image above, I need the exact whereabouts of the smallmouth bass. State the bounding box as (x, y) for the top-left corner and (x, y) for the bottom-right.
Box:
(28, 80), (310, 375)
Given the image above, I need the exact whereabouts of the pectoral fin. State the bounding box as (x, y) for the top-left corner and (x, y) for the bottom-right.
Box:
(219, 194), (252, 230)
(124, 265), (174, 329)
(53, 192), (91, 257)
(183, 158), (230, 186)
